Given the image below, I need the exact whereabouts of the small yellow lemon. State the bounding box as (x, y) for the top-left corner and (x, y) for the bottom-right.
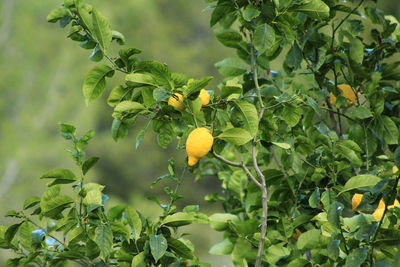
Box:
(186, 127), (214, 166)
(352, 193), (363, 211)
(372, 198), (400, 221)
(168, 93), (185, 110)
(329, 84), (360, 108)
(198, 89), (210, 106)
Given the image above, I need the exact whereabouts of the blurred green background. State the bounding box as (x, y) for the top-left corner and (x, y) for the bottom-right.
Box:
(0, 0), (399, 265)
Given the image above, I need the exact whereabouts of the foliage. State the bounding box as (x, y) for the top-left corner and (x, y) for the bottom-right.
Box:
(3, 0), (400, 266)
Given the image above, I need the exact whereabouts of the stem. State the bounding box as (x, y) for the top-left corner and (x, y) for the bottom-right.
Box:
(250, 37), (268, 267)
(212, 150), (262, 189)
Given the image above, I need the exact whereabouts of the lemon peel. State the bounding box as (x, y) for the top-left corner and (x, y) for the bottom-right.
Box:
(186, 127), (213, 166)
(168, 93), (185, 110)
(199, 89), (210, 106)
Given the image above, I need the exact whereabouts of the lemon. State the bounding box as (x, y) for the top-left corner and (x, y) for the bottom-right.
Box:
(352, 193), (363, 211)
(186, 127), (213, 166)
(198, 89), (210, 106)
(168, 93), (185, 110)
(372, 199), (400, 221)
(372, 208), (384, 221)
(329, 84), (360, 108)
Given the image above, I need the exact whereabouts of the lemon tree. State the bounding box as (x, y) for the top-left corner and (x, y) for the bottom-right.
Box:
(3, 0), (400, 266)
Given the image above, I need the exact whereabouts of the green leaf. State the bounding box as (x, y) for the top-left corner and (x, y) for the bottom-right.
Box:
(60, 123), (76, 140)
(382, 116), (399, 145)
(149, 234), (168, 262)
(40, 186), (74, 218)
(243, 5), (261, 21)
(221, 86), (242, 98)
(5, 223), (22, 245)
(112, 101), (146, 120)
(297, 229), (321, 250)
(131, 252), (146, 267)
(126, 207), (142, 240)
(112, 30), (125, 45)
(349, 37), (364, 64)
(394, 147), (400, 170)
(91, 8), (113, 53)
(253, 23), (275, 54)
(209, 238), (234, 255)
(167, 238), (194, 259)
(215, 58), (247, 77)
(308, 188), (320, 208)
(290, 0), (330, 19)
(232, 100), (258, 136)
(339, 175), (381, 195)
(344, 248), (368, 267)
(82, 157), (100, 175)
(19, 222), (34, 250)
(184, 76), (213, 97)
(40, 169), (77, 186)
(209, 213), (240, 231)
(217, 128), (252, 146)
(23, 197), (41, 210)
(328, 201), (343, 229)
(95, 225), (113, 260)
(107, 85), (131, 107)
(153, 87), (170, 102)
(47, 8), (69, 23)
(345, 106), (373, 120)
(83, 65), (114, 105)
(125, 73), (156, 86)
(162, 212), (195, 227)
(111, 119), (128, 141)
(272, 142), (291, 149)
(282, 104), (301, 127)
(284, 42), (302, 71)
(214, 29), (242, 48)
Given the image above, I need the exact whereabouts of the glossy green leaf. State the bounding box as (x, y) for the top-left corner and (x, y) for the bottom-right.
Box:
(91, 8), (112, 53)
(131, 252), (146, 267)
(112, 101), (146, 120)
(209, 238), (234, 255)
(125, 73), (156, 86)
(217, 128), (252, 146)
(82, 157), (100, 175)
(290, 0), (330, 19)
(243, 5), (260, 21)
(297, 229), (320, 250)
(349, 37), (364, 64)
(339, 175), (382, 195)
(47, 8), (69, 23)
(83, 65), (114, 105)
(162, 212), (195, 227)
(232, 100), (258, 136)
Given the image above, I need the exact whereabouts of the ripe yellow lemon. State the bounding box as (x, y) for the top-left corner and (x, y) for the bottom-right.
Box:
(372, 208), (384, 221)
(186, 127), (214, 166)
(198, 89), (210, 106)
(352, 193), (363, 211)
(372, 198), (400, 221)
(329, 84), (360, 108)
(168, 93), (185, 110)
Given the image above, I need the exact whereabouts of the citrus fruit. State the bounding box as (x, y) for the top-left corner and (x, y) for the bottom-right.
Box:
(168, 93), (185, 110)
(352, 193), (363, 211)
(198, 89), (210, 106)
(186, 127), (213, 166)
(329, 84), (360, 108)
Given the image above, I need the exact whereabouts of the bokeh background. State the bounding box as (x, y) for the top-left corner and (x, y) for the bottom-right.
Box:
(0, 0), (399, 265)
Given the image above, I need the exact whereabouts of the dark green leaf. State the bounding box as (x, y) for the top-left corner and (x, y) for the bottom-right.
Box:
(82, 157), (100, 175)
(126, 207), (142, 240)
(95, 225), (113, 260)
(253, 23), (275, 54)
(344, 248), (368, 267)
